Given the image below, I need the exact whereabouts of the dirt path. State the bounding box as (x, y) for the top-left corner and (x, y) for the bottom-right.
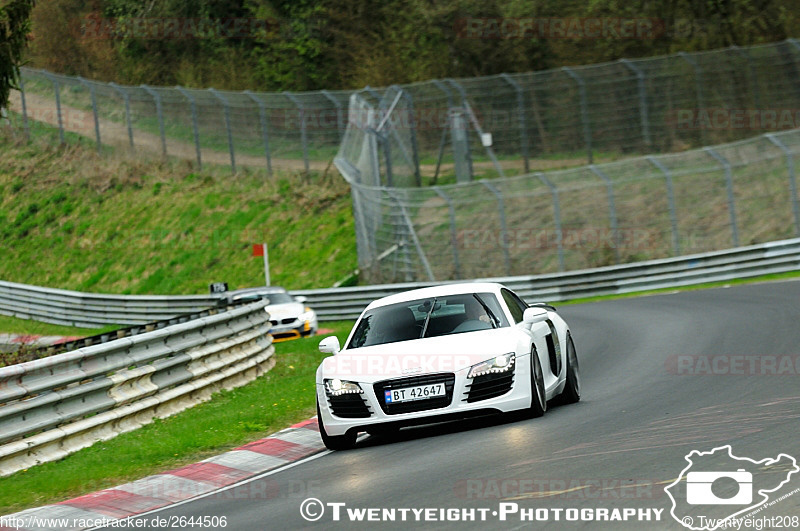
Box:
(8, 91), (587, 176)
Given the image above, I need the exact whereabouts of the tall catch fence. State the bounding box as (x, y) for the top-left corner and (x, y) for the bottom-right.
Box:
(338, 129), (800, 283)
(6, 40), (800, 175)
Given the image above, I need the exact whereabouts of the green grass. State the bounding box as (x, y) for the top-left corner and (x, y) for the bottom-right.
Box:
(0, 321), (353, 515)
(0, 314), (110, 337)
(0, 127), (357, 295)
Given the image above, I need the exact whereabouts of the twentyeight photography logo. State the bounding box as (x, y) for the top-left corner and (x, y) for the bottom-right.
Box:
(665, 445), (799, 530)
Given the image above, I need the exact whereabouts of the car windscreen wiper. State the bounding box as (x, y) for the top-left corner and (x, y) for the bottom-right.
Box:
(420, 297), (437, 338)
(473, 294), (499, 328)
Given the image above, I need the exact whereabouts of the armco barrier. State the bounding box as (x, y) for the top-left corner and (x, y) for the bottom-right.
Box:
(0, 300), (274, 477)
(292, 237), (800, 321)
(1, 238), (799, 328)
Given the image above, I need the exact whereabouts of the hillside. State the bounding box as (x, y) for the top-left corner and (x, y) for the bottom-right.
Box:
(0, 126), (357, 295)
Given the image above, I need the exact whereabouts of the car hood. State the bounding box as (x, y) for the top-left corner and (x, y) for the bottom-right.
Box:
(320, 328), (520, 383)
(265, 302), (307, 320)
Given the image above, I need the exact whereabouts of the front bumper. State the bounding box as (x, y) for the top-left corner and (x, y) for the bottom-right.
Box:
(317, 355), (532, 436)
(269, 317), (318, 342)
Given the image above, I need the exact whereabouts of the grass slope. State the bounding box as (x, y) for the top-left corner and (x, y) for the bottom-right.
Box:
(0, 127), (357, 296)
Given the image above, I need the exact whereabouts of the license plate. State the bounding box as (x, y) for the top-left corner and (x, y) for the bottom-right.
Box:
(384, 383), (445, 404)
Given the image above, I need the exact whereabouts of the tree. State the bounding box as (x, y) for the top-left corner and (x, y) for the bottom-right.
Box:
(0, 0), (36, 116)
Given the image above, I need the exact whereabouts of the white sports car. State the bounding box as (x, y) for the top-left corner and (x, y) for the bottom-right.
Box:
(315, 282), (580, 450)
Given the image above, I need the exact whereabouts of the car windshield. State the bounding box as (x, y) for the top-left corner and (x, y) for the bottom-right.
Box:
(235, 291), (294, 304)
(346, 292), (509, 349)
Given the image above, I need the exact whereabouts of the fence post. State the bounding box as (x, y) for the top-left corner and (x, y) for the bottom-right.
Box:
(320, 89), (344, 140)
(432, 80), (455, 181)
(108, 83), (134, 152)
(390, 85), (422, 186)
(588, 165), (621, 264)
(209, 89), (236, 174)
(445, 79), (475, 180)
(536, 172), (565, 272)
(704, 147), (739, 247)
(175, 87), (202, 170)
(140, 85), (166, 158)
(619, 59), (651, 149)
(18, 73), (29, 139)
(76, 77), (102, 154)
(243, 91), (272, 176)
(678, 52), (706, 145)
(480, 180), (512, 275)
(42, 72), (64, 144)
(434, 187), (462, 279)
(646, 156), (681, 255)
(284, 92), (309, 174)
(562, 67), (592, 163)
(765, 133), (800, 237)
(500, 73), (530, 173)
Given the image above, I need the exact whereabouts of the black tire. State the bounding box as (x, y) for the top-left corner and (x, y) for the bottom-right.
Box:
(529, 348), (547, 418)
(317, 400), (358, 451)
(560, 334), (581, 404)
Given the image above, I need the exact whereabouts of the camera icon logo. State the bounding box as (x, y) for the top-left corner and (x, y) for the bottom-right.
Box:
(686, 469), (753, 505)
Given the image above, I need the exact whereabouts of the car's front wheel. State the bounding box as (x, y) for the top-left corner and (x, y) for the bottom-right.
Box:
(317, 400), (358, 450)
(529, 348), (547, 418)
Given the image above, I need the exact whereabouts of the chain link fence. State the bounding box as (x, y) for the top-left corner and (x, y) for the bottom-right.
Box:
(6, 39), (800, 176)
(341, 128), (800, 283)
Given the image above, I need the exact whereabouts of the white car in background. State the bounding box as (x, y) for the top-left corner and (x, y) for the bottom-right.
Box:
(228, 286), (318, 342)
(315, 282), (580, 450)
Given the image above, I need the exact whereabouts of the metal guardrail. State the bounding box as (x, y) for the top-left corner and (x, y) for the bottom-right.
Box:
(0, 281), (220, 328)
(291, 238), (800, 321)
(0, 300), (274, 477)
(1, 238), (799, 330)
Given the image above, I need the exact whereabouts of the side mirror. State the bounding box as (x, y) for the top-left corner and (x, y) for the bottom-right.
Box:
(295, 295), (308, 303)
(522, 307), (549, 325)
(319, 336), (341, 354)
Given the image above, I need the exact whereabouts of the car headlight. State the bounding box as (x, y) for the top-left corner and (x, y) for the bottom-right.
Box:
(299, 307), (316, 322)
(468, 353), (516, 378)
(324, 378), (363, 396)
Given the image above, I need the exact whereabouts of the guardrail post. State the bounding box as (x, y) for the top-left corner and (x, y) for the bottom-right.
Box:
(42, 72), (64, 144)
(432, 80), (455, 182)
(500, 73), (530, 173)
(140, 85), (166, 158)
(244, 91), (273, 176)
(385, 189), (436, 281)
(320, 89), (345, 139)
(588, 165), (621, 264)
(175, 87), (202, 169)
(678, 52), (707, 145)
(108, 83), (134, 152)
(18, 74), (29, 138)
(434, 187), (462, 279)
(765, 134), (800, 237)
(76, 77), (102, 154)
(284, 92), (310, 174)
(562, 67), (592, 163)
(619, 59), (651, 149)
(209, 88), (236, 174)
(646, 156), (681, 255)
(704, 147), (739, 247)
(536, 172), (565, 272)
(480, 180), (512, 275)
